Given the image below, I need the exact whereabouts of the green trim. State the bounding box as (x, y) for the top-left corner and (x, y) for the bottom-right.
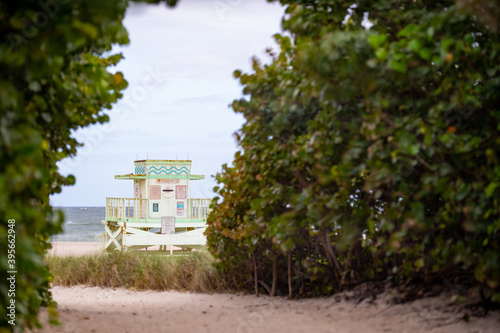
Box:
(177, 218), (208, 223)
(114, 174), (205, 180)
(114, 174), (146, 179)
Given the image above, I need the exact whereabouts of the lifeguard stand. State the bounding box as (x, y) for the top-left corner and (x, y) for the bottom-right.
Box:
(97, 160), (211, 253)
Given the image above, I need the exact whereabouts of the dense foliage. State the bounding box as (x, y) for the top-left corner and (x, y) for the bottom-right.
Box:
(207, 0), (500, 301)
(0, 0), (175, 331)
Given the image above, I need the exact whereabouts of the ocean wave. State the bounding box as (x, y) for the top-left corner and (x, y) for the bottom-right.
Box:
(66, 221), (93, 225)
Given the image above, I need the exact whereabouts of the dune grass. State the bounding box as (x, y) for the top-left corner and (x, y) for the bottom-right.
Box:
(45, 251), (225, 293)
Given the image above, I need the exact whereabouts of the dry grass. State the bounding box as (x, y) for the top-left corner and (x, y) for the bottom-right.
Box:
(45, 251), (224, 293)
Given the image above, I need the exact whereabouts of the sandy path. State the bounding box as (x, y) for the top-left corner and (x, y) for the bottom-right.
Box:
(37, 242), (500, 332)
(32, 286), (499, 333)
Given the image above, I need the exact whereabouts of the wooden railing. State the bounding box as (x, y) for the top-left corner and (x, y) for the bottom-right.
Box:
(190, 198), (211, 218)
(106, 197), (147, 221)
(105, 197), (211, 221)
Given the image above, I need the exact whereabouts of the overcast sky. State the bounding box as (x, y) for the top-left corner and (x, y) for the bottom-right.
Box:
(49, 0), (285, 207)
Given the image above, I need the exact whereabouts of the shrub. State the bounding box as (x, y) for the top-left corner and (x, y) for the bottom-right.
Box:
(206, 0), (500, 302)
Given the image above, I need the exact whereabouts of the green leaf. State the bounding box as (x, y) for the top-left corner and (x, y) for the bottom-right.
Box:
(411, 202), (425, 221)
(29, 81), (41, 92)
(408, 144), (420, 155)
(408, 39), (423, 53)
(389, 60), (407, 73)
(376, 48), (388, 60)
(485, 182), (499, 197)
(419, 48), (431, 60)
(398, 23), (418, 37)
(368, 33), (387, 48)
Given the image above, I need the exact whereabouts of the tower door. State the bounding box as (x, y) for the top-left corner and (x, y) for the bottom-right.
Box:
(161, 184), (175, 217)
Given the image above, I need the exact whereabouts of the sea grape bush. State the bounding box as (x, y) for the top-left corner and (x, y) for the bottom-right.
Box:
(206, 0), (500, 301)
(0, 0), (176, 331)
(0, 1), (130, 329)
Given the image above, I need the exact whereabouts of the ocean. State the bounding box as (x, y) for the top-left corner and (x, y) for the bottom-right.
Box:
(52, 207), (106, 242)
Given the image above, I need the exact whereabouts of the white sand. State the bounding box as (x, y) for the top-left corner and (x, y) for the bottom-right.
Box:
(31, 287), (500, 333)
(34, 242), (500, 333)
(47, 241), (182, 257)
(48, 242), (99, 257)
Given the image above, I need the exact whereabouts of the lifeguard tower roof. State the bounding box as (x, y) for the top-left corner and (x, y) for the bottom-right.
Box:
(114, 159), (205, 180)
